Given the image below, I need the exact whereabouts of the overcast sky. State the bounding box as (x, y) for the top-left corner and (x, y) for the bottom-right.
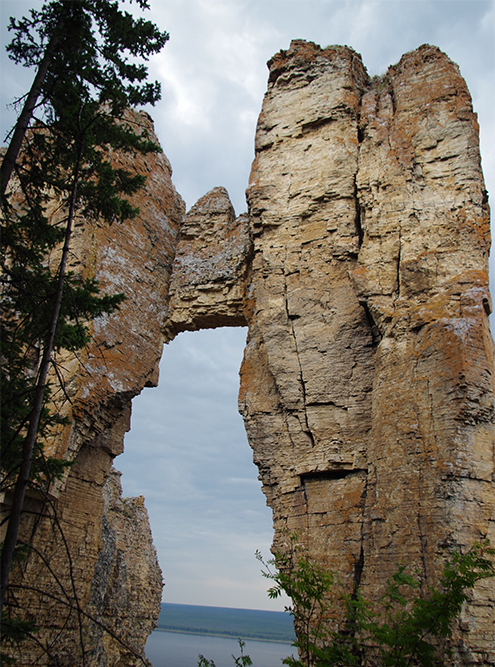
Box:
(1, 0), (494, 612)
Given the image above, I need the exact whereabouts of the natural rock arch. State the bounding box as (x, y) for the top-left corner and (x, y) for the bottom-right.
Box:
(3, 43), (493, 665)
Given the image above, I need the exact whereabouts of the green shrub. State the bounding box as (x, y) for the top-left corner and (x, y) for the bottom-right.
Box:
(257, 538), (495, 667)
(198, 540), (493, 667)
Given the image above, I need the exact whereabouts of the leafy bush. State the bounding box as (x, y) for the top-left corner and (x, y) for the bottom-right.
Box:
(256, 538), (495, 667)
(199, 638), (253, 667)
(197, 540), (494, 667)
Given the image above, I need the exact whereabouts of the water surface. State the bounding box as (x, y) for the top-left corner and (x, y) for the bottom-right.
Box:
(145, 630), (295, 667)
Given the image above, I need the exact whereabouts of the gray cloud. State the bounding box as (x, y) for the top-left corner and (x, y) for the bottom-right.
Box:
(118, 328), (280, 609)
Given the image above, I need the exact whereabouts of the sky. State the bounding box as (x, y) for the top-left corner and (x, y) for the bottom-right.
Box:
(1, 0), (494, 612)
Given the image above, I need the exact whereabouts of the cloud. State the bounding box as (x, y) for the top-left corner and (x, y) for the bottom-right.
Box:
(118, 328), (283, 609)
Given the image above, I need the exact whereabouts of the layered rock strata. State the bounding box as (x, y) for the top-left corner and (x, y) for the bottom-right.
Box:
(168, 43), (494, 663)
(87, 469), (162, 666)
(2, 44), (494, 666)
(2, 111), (183, 666)
(165, 186), (251, 336)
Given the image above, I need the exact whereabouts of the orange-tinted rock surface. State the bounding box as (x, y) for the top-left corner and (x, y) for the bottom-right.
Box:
(2, 44), (494, 665)
(168, 43), (494, 663)
(1, 111), (183, 666)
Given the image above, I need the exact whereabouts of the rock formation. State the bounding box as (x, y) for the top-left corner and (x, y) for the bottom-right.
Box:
(87, 468), (163, 666)
(165, 185), (251, 334)
(2, 44), (493, 665)
(244, 42), (494, 661)
(1, 111), (182, 666)
(169, 42), (494, 663)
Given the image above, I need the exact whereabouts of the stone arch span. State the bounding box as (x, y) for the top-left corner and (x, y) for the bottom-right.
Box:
(4, 43), (494, 665)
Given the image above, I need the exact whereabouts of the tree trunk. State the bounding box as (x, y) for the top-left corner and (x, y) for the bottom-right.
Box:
(0, 16), (63, 196)
(0, 137), (82, 615)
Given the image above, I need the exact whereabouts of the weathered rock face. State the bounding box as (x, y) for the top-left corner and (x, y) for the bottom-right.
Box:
(353, 47), (493, 646)
(165, 186), (251, 336)
(3, 44), (494, 666)
(2, 111), (183, 666)
(168, 43), (494, 663)
(87, 468), (162, 666)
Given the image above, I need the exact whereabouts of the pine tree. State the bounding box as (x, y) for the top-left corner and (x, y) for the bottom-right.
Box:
(0, 0), (169, 619)
(1, 0), (168, 194)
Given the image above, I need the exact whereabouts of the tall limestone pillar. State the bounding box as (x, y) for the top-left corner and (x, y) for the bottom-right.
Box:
(240, 41), (494, 662)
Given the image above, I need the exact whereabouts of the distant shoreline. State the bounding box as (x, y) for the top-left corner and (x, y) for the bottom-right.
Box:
(155, 603), (296, 645)
(153, 627), (294, 645)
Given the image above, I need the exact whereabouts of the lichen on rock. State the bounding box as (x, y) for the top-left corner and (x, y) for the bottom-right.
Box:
(2, 44), (493, 666)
